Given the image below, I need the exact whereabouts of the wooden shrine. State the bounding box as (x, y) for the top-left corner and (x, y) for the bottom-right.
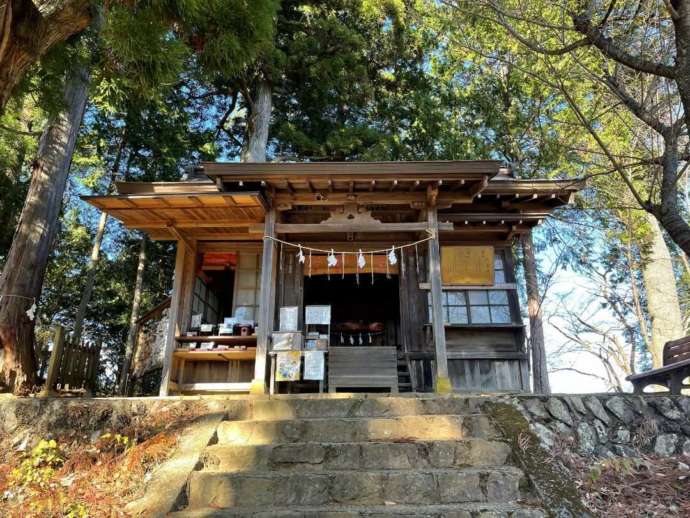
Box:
(84, 161), (583, 395)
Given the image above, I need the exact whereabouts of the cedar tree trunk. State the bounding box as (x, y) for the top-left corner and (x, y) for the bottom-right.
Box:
(118, 236), (146, 395)
(640, 214), (685, 367)
(521, 231), (551, 394)
(0, 0), (92, 112)
(240, 79), (271, 163)
(0, 65), (89, 393)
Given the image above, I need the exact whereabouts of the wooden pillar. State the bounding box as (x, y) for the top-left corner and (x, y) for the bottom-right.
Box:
(159, 242), (189, 397)
(251, 208), (277, 394)
(41, 325), (65, 396)
(426, 191), (451, 393)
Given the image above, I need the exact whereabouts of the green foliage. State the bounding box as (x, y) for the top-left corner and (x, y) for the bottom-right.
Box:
(10, 440), (64, 488)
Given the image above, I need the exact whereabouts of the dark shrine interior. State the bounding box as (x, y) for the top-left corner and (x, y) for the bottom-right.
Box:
(303, 273), (400, 347)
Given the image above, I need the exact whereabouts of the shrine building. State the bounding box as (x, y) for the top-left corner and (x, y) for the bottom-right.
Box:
(84, 161), (583, 396)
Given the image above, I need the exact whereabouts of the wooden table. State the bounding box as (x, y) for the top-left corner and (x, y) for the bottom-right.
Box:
(268, 350), (328, 395)
(173, 337), (257, 393)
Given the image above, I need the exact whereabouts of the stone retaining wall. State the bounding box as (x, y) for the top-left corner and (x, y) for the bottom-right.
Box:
(1, 393), (689, 461)
(510, 394), (690, 458)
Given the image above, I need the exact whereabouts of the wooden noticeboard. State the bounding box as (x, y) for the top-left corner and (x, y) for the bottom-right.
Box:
(441, 246), (494, 285)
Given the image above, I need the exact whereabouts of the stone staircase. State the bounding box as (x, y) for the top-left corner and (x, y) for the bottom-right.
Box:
(172, 396), (545, 517)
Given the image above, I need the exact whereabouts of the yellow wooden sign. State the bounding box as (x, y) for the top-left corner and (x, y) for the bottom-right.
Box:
(441, 246), (494, 285)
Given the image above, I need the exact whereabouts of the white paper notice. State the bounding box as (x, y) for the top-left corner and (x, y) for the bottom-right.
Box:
(303, 351), (325, 380)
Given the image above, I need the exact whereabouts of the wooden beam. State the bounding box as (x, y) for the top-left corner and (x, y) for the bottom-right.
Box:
(135, 220), (259, 229)
(469, 176), (489, 199)
(427, 205), (451, 393)
(272, 191), (472, 207)
(266, 221), (453, 234)
(168, 226), (197, 252)
(251, 208), (277, 394)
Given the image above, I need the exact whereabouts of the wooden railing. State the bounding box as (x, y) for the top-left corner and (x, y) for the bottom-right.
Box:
(42, 325), (101, 395)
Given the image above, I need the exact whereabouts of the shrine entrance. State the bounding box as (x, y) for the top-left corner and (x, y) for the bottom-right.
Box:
(303, 272), (400, 349)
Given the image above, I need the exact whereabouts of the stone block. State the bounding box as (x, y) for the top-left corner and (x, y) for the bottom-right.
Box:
(683, 439), (690, 457)
(522, 398), (549, 419)
(455, 440), (511, 467)
(593, 419), (608, 444)
(382, 471), (437, 504)
(649, 397), (683, 421)
(584, 396), (610, 425)
(361, 442), (417, 470)
(328, 472), (383, 505)
(428, 441), (457, 468)
(323, 444), (361, 470)
(577, 422), (597, 455)
(613, 428), (630, 444)
(442, 512), (473, 518)
(604, 396), (629, 421)
(511, 509), (546, 518)
(677, 397), (690, 417)
(274, 473), (330, 506)
(654, 434), (679, 456)
(437, 471), (483, 503)
(612, 444), (637, 457)
(546, 398), (573, 426)
(485, 470), (521, 502)
(271, 443), (326, 465)
(565, 396), (587, 415)
(532, 423), (556, 449)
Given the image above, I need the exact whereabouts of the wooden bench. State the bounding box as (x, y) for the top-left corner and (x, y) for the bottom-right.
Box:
(627, 336), (690, 394)
(328, 346), (398, 393)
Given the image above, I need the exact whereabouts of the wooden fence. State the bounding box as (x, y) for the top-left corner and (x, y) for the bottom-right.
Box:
(43, 325), (101, 394)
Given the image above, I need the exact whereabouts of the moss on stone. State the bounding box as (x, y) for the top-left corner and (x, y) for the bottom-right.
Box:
(483, 400), (591, 518)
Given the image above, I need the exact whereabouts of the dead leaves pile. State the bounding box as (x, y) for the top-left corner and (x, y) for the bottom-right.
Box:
(0, 404), (203, 517)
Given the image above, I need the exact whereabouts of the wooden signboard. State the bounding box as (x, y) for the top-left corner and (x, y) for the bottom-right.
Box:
(441, 246), (494, 285)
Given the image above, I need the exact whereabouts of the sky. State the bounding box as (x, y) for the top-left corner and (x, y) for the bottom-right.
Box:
(529, 219), (633, 394)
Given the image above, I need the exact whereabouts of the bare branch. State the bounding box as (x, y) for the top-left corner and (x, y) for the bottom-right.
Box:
(571, 13), (676, 79)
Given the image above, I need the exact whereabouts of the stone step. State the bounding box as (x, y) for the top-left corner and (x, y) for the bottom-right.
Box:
(200, 439), (511, 472)
(223, 396), (487, 422)
(172, 503), (545, 518)
(216, 414), (496, 445)
(186, 467), (525, 509)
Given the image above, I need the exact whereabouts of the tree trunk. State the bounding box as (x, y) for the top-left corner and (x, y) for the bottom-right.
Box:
(521, 231), (551, 394)
(0, 65), (89, 393)
(240, 79), (272, 163)
(0, 0), (92, 112)
(71, 210), (108, 345)
(72, 128), (126, 345)
(117, 236), (146, 395)
(640, 213), (685, 368)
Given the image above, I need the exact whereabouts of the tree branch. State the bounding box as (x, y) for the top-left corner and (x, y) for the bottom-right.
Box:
(571, 13), (676, 79)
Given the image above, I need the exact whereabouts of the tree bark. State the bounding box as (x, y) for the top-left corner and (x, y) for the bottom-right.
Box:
(0, 65), (89, 393)
(521, 231), (551, 394)
(240, 79), (272, 163)
(640, 213), (685, 368)
(117, 236), (146, 395)
(0, 0), (92, 113)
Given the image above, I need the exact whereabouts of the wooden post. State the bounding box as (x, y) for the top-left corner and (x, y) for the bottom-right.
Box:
(251, 208), (277, 394)
(427, 189), (451, 394)
(159, 242), (188, 396)
(41, 325), (65, 396)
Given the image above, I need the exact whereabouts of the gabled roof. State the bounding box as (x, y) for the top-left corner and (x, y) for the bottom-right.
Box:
(82, 161), (585, 243)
